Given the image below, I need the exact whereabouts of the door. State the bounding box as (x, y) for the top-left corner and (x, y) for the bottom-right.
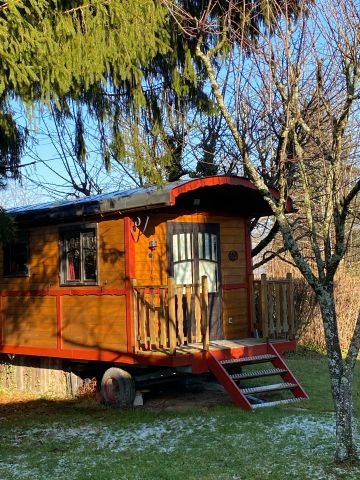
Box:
(167, 222), (223, 340)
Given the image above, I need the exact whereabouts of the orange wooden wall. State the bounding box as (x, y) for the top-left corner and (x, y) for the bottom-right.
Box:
(0, 219), (127, 352)
(133, 212), (250, 339)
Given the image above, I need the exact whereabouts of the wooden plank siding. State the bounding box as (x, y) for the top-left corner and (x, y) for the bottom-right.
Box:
(133, 213), (250, 341)
(3, 296), (57, 348)
(0, 218), (128, 355)
(62, 295), (127, 351)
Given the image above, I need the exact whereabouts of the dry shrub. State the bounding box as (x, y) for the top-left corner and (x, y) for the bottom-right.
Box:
(76, 377), (98, 398)
(291, 270), (360, 352)
(260, 256), (360, 352)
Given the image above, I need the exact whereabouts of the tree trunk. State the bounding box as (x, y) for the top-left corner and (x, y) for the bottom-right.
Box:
(334, 374), (358, 462)
(317, 287), (359, 463)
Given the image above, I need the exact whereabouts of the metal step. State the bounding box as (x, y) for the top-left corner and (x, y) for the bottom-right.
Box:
(252, 397), (304, 409)
(231, 367), (287, 380)
(241, 382), (297, 395)
(220, 354), (277, 366)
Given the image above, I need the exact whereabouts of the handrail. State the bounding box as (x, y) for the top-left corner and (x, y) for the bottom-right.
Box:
(131, 276), (209, 353)
(253, 273), (295, 340)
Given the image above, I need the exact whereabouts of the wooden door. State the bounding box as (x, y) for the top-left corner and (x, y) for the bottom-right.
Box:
(167, 222), (223, 340)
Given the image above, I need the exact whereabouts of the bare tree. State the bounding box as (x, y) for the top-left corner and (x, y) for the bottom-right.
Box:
(163, 0), (360, 463)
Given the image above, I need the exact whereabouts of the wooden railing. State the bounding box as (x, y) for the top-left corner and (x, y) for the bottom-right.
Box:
(253, 273), (295, 340)
(131, 276), (209, 353)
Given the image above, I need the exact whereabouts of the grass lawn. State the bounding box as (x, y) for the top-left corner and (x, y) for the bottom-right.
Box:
(0, 351), (360, 480)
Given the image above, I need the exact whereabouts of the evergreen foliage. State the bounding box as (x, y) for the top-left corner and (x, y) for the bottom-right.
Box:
(0, 0), (170, 184)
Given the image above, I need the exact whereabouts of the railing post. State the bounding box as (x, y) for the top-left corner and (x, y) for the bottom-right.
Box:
(275, 282), (281, 337)
(168, 277), (177, 354)
(149, 288), (156, 348)
(159, 288), (167, 348)
(260, 273), (269, 340)
(177, 286), (184, 345)
(139, 287), (146, 349)
(130, 279), (138, 352)
(249, 273), (255, 336)
(287, 273), (295, 339)
(201, 276), (209, 351)
(194, 283), (201, 342)
(185, 285), (192, 343)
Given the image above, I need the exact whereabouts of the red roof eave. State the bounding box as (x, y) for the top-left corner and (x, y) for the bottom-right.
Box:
(169, 176), (294, 214)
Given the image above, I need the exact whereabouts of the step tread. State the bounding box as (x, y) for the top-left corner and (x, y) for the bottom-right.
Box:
(241, 382), (297, 395)
(252, 397), (304, 409)
(220, 354), (277, 365)
(231, 368), (287, 380)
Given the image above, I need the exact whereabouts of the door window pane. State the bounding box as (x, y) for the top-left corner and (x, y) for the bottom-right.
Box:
(211, 234), (217, 261)
(204, 233), (211, 260)
(174, 261), (193, 285)
(172, 235), (178, 262)
(186, 233), (192, 259)
(198, 233), (203, 259)
(199, 260), (217, 292)
(179, 233), (186, 261)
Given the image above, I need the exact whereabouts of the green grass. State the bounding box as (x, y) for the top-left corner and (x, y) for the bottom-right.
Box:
(0, 351), (360, 480)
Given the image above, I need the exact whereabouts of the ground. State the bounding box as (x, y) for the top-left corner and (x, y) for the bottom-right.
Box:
(1, 353), (360, 479)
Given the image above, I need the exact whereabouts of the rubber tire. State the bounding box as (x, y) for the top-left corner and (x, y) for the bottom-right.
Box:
(101, 367), (135, 408)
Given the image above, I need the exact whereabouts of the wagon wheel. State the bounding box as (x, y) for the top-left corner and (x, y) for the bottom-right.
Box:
(101, 367), (135, 407)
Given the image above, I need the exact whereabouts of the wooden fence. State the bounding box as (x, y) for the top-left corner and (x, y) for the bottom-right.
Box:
(253, 273), (295, 340)
(131, 276), (209, 353)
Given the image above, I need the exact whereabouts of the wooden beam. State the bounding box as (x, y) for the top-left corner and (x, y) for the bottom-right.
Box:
(201, 276), (209, 351)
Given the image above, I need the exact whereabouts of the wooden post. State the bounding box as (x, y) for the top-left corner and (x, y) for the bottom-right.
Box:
(275, 282), (281, 338)
(268, 282), (274, 338)
(287, 273), (295, 339)
(139, 287), (146, 349)
(159, 288), (167, 348)
(281, 283), (289, 335)
(201, 276), (209, 351)
(177, 286), (184, 345)
(194, 283), (201, 342)
(149, 288), (156, 348)
(130, 279), (138, 352)
(168, 277), (177, 354)
(185, 285), (192, 344)
(260, 273), (269, 340)
(248, 274), (256, 336)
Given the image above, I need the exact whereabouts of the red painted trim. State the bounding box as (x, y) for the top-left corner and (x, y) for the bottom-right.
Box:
(169, 176), (294, 213)
(244, 219), (253, 337)
(0, 340), (298, 370)
(124, 216), (135, 353)
(0, 288), (127, 297)
(222, 283), (248, 290)
(56, 295), (62, 351)
(0, 345), (138, 364)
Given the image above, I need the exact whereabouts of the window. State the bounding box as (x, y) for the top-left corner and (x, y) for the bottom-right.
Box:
(60, 225), (98, 285)
(3, 232), (29, 276)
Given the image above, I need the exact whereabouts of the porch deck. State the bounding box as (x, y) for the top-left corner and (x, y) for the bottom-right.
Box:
(132, 336), (297, 374)
(152, 337), (292, 354)
(132, 275), (296, 356)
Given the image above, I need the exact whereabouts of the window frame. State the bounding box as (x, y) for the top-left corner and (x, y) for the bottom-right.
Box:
(3, 231), (30, 277)
(59, 223), (99, 286)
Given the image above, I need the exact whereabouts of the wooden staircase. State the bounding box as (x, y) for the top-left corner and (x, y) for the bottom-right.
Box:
(207, 343), (308, 410)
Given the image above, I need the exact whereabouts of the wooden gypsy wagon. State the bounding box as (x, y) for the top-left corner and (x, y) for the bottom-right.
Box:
(0, 176), (307, 410)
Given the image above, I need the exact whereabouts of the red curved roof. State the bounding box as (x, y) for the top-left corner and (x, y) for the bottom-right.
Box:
(170, 176), (293, 213)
